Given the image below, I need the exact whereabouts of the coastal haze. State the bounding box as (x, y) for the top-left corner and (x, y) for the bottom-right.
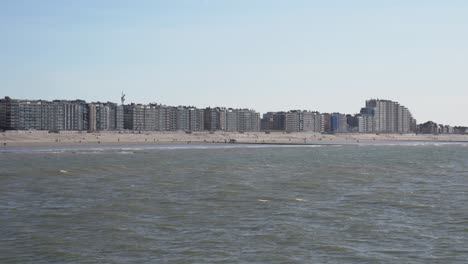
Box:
(1, 144), (468, 263)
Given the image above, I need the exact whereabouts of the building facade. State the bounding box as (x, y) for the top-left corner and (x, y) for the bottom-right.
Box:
(260, 112), (286, 131)
(358, 99), (416, 133)
(330, 113), (348, 133)
(0, 97), (90, 131)
(261, 110), (325, 133)
(1, 96), (428, 134)
(204, 107), (227, 131)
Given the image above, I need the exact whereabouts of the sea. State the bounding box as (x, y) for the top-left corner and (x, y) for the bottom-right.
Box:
(1, 143), (467, 263)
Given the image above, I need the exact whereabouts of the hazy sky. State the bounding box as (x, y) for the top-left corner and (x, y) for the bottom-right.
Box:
(1, 0), (467, 125)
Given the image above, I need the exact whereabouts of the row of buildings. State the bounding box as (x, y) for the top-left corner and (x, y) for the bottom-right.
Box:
(1, 96), (465, 134)
(416, 121), (468, 134)
(0, 97), (260, 132)
(122, 104), (260, 132)
(260, 99), (417, 133)
(0, 98), (120, 131)
(261, 111), (349, 133)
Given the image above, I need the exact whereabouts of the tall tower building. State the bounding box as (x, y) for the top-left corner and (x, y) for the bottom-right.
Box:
(360, 99), (415, 133)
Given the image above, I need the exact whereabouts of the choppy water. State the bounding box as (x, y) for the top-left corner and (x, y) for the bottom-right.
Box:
(1, 143), (468, 263)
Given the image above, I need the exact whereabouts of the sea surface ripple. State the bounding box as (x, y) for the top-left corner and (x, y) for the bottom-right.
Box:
(1, 144), (467, 263)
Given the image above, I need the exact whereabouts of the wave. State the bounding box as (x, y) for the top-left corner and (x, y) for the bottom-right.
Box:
(0, 143), (325, 154)
(1, 141), (467, 154)
(355, 141), (468, 147)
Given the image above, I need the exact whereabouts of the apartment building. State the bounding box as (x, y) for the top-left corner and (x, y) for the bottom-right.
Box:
(188, 107), (204, 131)
(236, 109), (260, 132)
(204, 107), (227, 131)
(0, 97), (89, 131)
(158, 106), (177, 131)
(330, 113), (348, 133)
(260, 112), (286, 131)
(359, 99), (416, 133)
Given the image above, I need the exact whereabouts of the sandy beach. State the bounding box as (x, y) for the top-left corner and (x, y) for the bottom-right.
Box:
(1, 130), (468, 147)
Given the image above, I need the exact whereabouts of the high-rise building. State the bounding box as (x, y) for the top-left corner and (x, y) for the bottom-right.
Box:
(0, 98), (44, 130)
(223, 108), (259, 132)
(158, 106), (177, 131)
(88, 104), (97, 131)
(285, 111), (301, 132)
(188, 107), (204, 131)
(237, 109), (260, 132)
(330, 113), (348, 133)
(86, 102), (123, 131)
(107, 102), (124, 130)
(0, 97), (90, 131)
(204, 107), (227, 131)
(302, 111), (319, 132)
(225, 109), (238, 132)
(171, 106), (205, 131)
(41, 100), (64, 131)
(142, 105), (157, 131)
(60, 100), (88, 131)
(347, 114), (359, 132)
(261, 110), (322, 132)
(357, 115), (373, 133)
(176, 106), (190, 131)
(123, 104), (146, 131)
(284, 110), (322, 132)
(260, 112), (286, 131)
(320, 113), (331, 133)
(359, 99), (415, 133)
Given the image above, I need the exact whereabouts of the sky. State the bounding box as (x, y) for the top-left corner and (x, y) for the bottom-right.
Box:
(1, 0), (467, 125)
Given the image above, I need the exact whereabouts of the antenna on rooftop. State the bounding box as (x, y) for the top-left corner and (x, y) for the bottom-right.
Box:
(121, 92), (126, 105)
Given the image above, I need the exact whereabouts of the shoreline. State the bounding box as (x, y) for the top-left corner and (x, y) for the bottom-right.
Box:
(1, 131), (468, 148)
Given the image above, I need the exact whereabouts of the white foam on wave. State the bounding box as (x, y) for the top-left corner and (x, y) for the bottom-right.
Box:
(5, 142), (319, 153)
(3, 141), (466, 154)
(355, 141), (468, 147)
